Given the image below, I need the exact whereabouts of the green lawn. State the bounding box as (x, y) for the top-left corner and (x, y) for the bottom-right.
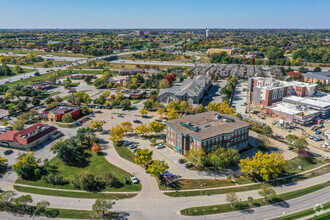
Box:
(272, 201), (330, 220)
(180, 181), (330, 216)
(47, 91), (61, 97)
(284, 157), (325, 174)
(16, 151), (141, 192)
(0, 49), (90, 58)
(309, 211), (330, 220)
(5, 72), (54, 87)
(0, 67), (34, 80)
(49, 208), (117, 219)
(14, 185), (137, 199)
(115, 144), (136, 163)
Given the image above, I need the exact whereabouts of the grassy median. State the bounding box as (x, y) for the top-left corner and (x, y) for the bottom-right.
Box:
(180, 181), (330, 216)
(14, 185), (137, 199)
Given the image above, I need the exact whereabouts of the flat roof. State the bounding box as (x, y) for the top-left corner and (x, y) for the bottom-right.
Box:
(284, 96), (330, 108)
(268, 102), (318, 115)
(166, 111), (250, 140)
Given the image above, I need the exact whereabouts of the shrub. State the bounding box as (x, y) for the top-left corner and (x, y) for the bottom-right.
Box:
(42, 174), (68, 185)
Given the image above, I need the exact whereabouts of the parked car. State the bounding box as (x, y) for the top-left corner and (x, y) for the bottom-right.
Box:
(287, 146), (294, 150)
(185, 163), (194, 169)
(4, 150), (13, 155)
(133, 120), (141, 123)
(178, 159), (186, 164)
(129, 145), (137, 150)
(130, 176), (138, 184)
(309, 135), (316, 139)
(118, 114), (124, 118)
(133, 148), (138, 153)
(156, 144), (165, 149)
(314, 136), (322, 141)
(123, 141), (132, 146)
(315, 130), (322, 134)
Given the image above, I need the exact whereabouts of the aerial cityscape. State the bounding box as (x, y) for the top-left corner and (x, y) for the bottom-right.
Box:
(0, 0), (329, 219)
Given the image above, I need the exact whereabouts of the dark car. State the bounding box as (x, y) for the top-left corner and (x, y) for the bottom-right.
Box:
(4, 150), (13, 155)
(178, 159), (186, 164)
(185, 163), (194, 169)
(133, 120), (141, 123)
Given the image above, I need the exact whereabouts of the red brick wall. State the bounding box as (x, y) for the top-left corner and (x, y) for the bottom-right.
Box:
(266, 108), (293, 121)
(295, 86), (306, 97)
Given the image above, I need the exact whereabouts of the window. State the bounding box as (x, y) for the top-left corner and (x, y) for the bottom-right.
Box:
(272, 90), (278, 100)
(278, 88), (284, 98)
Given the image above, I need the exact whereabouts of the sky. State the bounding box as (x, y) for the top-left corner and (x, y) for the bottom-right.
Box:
(0, 0), (329, 29)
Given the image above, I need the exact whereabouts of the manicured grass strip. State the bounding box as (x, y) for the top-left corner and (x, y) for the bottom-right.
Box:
(6, 72), (54, 87)
(115, 144), (136, 164)
(48, 91), (61, 97)
(14, 185), (137, 199)
(272, 201), (330, 220)
(180, 181), (330, 216)
(49, 208), (118, 219)
(165, 183), (261, 197)
(160, 179), (236, 191)
(308, 211), (330, 220)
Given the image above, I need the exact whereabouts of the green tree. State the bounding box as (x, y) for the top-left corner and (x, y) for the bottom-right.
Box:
(0, 191), (16, 211)
(135, 149), (153, 167)
(12, 153), (41, 180)
(81, 105), (90, 115)
(262, 125), (273, 135)
(32, 98), (41, 106)
(120, 99), (131, 109)
(256, 135), (271, 151)
(62, 113), (73, 124)
(12, 119), (25, 131)
(15, 195), (33, 213)
(293, 138), (308, 149)
(258, 185), (276, 201)
(15, 65), (24, 74)
(205, 148), (240, 170)
(92, 199), (116, 218)
(226, 192), (239, 208)
(285, 134), (298, 143)
(35, 200), (50, 215)
(51, 140), (85, 166)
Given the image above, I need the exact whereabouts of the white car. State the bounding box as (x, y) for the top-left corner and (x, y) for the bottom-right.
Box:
(130, 176), (138, 184)
(156, 144), (165, 149)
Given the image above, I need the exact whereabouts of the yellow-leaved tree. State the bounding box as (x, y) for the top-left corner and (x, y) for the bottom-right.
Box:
(239, 151), (287, 181)
(134, 124), (150, 136)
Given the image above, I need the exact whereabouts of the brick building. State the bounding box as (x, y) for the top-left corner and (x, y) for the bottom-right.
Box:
(248, 77), (318, 106)
(42, 106), (81, 122)
(0, 124), (58, 149)
(165, 111), (250, 155)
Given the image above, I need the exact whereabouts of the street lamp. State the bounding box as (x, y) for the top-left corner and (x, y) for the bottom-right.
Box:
(200, 184), (203, 196)
(203, 208), (206, 220)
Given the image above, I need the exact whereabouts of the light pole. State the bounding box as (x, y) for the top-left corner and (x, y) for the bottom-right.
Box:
(203, 208), (206, 220)
(200, 184), (203, 196)
(55, 176), (58, 195)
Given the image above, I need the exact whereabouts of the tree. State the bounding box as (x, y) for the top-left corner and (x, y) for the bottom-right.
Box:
(15, 195), (33, 213)
(0, 191), (16, 211)
(15, 65), (24, 74)
(12, 153), (41, 180)
(16, 100), (27, 111)
(77, 171), (99, 191)
(81, 105), (90, 115)
(139, 109), (148, 117)
(285, 134), (298, 143)
(205, 148), (240, 170)
(119, 121), (133, 135)
(293, 138), (308, 149)
(156, 107), (165, 118)
(109, 125), (125, 141)
(134, 124), (150, 136)
(62, 113), (73, 124)
(146, 160), (168, 177)
(36, 200), (50, 214)
(197, 104), (206, 113)
(149, 121), (165, 135)
(135, 149), (153, 167)
(91, 143), (101, 152)
(150, 137), (156, 144)
(120, 99), (131, 109)
(12, 120), (25, 131)
(92, 199), (116, 218)
(89, 120), (103, 130)
(256, 135), (271, 151)
(0, 156), (7, 165)
(262, 125), (273, 135)
(32, 98), (41, 106)
(51, 140), (85, 166)
(298, 147), (310, 160)
(258, 185), (276, 201)
(166, 108), (181, 120)
(247, 196), (254, 205)
(239, 151), (287, 181)
(225, 192), (239, 208)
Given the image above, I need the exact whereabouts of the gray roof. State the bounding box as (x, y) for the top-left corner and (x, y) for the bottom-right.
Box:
(166, 111), (250, 140)
(303, 72), (330, 81)
(159, 75), (211, 98)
